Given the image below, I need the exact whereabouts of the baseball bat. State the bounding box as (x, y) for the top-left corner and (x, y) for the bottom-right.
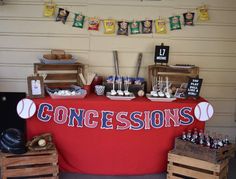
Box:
(113, 51), (119, 76)
(136, 53), (143, 78)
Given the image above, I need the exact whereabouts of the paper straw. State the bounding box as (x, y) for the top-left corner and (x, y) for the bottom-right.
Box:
(79, 73), (86, 85)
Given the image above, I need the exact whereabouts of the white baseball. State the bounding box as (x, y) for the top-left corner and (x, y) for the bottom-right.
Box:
(138, 90), (145, 97)
(38, 139), (46, 147)
(194, 102), (214, 121)
(16, 98), (36, 119)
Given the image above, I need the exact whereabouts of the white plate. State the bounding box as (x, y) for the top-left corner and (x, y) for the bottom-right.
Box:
(169, 65), (194, 69)
(49, 94), (86, 99)
(39, 56), (78, 64)
(48, 92), (87, 99)
(106, 92), (135, 101)
(146, 94), (176, 102)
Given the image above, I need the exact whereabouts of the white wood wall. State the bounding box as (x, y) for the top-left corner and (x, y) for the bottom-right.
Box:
(0, 0), (236, 140)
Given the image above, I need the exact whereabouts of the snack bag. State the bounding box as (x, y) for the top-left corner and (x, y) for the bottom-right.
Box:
(43, 2), (56, 17)
(183, 12), (195, 26)
(169, 15), (181, 30)
(56, 8), (69, 24)
(141, 20), (152, 34)
(73, 13), (85, 28)
(88, 17), (100, 31)
(197, 5), (209, 21)
(130, 21), (141, 34)
(117, 21), (129, 36)
(155, 19), (167, 34)
(103, 19), (116, 34)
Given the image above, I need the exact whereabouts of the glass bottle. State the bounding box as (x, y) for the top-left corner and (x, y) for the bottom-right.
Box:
(223, 135), (230, 145)
(186, 129), (192, 141)
(191, 130), (198, 144)
(181, 131), (187, 141)
(204, 131), (211, 148)
(217, 134), (224, 148)
(211, 132), (218, 149)
(199, 129), (204, 145)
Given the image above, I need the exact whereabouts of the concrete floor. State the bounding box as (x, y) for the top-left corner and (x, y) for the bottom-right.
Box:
(0, 156), (235, 178)
(60, 156), (236, 179)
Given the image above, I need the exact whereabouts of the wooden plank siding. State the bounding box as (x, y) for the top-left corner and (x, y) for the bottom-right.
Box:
(0, 0), (236, 140)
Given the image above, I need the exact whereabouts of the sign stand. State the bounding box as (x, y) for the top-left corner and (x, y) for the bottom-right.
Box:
(186, 78), (203, 99)
(154, 43), (169, 66)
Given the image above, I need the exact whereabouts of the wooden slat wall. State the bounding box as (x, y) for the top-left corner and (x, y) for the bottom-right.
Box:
(0, 0), (236, 140)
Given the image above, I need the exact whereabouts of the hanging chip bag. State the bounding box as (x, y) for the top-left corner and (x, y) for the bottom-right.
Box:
(197, 5), (209, 21)
(141, 20), (152, 34)
(56, 8), (69, 24)
(73, 13), (85, 28)
(43, 2), (56, 17)
(183, 12), (195, 26)
(130, 21), (140, 34)
(117, 21), (129, 36)
(103, 19), (116, 34)
(155, 19), (167, 34)
(88, 17), (100, 31)
(169, 15), (181, 31)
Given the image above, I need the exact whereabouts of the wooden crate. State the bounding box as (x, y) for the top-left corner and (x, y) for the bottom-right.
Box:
(0, 148), (58, 179)
(167, 150), (229, 179)
(34, 63), (84, 88)
(148, 65), (199, 92)
(174, 138), (236, 163)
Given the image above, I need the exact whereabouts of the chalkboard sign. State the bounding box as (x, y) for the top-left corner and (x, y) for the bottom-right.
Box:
(154, 45), (169, 64)
(186, 78), (203, 98)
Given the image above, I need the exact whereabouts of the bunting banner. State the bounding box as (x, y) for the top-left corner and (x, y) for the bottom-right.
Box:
(43, 1), (209, 35)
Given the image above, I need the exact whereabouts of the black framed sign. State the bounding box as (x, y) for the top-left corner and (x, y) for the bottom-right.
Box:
(27, 75), (45, 98)
(154, 45), (169, 64)
(186, 78), (203, 98)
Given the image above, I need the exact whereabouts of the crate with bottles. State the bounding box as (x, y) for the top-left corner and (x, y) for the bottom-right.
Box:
(174, 128), (236, 163)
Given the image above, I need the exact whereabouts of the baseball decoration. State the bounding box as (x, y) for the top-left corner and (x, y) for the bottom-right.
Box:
(138, 90), (145, 97)
(38, 139), (47, 147)
(16, 98), (36, 119)
(194, 102), (214, 121)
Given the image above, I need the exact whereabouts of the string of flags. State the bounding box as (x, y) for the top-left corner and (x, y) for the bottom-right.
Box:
(43, 1), (209, 35)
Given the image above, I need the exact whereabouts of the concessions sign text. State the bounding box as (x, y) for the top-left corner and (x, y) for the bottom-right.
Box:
(37, 103), (195, 130)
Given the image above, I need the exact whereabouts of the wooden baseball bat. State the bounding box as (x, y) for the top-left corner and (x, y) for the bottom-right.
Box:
(136, 53), (143, 78)
(113, 51), (119, 76)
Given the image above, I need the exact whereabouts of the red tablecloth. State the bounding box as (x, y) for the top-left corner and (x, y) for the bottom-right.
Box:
(27, 95), (205, 175)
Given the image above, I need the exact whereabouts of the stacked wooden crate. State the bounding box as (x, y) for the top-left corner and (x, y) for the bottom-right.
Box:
(34, 63), (84, 88)
(0, 148), (59, 179)
(167, 138), (236, 179)
(168, 151), (229, 179)
(148, 65), (199, 92)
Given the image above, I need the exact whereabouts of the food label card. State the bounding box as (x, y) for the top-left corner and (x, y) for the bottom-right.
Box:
(154, 45), (169, 64)
(186, 78), (203, 98)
